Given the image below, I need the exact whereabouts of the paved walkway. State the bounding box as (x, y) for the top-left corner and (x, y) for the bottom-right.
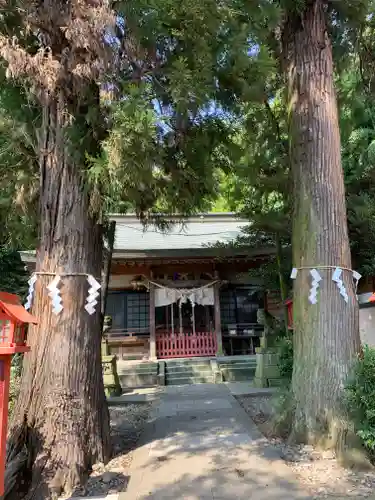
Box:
(107, 383), (275, 406)
(119, 383), (312, 500)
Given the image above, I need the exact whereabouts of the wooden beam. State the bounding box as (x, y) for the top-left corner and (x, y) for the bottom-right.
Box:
(101, 221), (116, 321)
(213, 272), (223, 355)
(149, 282), (156, 360)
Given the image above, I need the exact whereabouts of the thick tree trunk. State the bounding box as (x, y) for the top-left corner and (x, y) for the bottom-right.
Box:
(5, 95), (111, 499)
(283, 1), (362, 452)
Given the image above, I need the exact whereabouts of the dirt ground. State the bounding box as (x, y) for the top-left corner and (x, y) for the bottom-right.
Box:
(237, 395), (375, 499)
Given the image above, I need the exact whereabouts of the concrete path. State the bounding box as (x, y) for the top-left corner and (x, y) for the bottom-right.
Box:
(107, 382), (275, 406)
(119, 383), (312, 500)
(224, 382), (276, 397)
(107, 387), (163, 405)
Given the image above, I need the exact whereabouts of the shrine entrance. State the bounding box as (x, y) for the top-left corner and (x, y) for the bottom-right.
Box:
(155, 302), (215, 335)
(153, 282), (219, 358)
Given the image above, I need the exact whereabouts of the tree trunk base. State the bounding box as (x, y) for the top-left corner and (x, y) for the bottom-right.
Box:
(330, 418), (372, 470)
(287, 403), (372, 470)
(5, 414), (110, 500)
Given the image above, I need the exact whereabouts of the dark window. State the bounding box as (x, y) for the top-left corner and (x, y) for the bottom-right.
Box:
(235, 289), (263, 324)
(220, 286), (264, 329)
(106, 291), (149, 331)
(105, 292), (127, 330)
(127, 292), (149, 328)
(220, 288), (236, 326)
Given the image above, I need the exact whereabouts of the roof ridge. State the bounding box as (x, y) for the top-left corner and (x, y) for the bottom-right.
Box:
(109, 212), (246, 223)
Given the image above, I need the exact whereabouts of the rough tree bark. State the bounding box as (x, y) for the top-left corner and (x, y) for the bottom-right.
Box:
(5, 94), (111, 499)
(283, 1), (363, 455)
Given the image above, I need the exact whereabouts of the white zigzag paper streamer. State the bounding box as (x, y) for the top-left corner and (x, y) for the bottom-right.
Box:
(85, 275), (101, 315)
(309, 269), (322, 305)
(25, 274), (37, 311)
(332, 267), (348, 303)
(47, 275), (63, 315)
(352, 270), (362, 291)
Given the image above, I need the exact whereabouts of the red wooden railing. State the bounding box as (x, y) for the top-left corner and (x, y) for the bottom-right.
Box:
(156, 331), (217, 359)
(285, 299), (293, 330)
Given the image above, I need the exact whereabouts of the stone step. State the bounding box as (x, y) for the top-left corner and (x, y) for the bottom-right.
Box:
(218, 357), (257, 365)
(218, 357), (257, 363)
(216, 355), (256, 362)
(166, 375), (215, 386)
(220, 367), (256, 382)
(164, 360), (212, 368)
(118, 372), (158, 388)
(218, 361), (256, 369)
(117, 363), (158, 375)
(165, 368), (213, 378)
(118, 369), (158, 378)
(268, 378), (284, 387)
(165, 363), (211, 373)
(118, 354), (145, 361)
(164, 358), (215, 386)
(220, 363), (257, 370)
(164, 356), (213, 363)
(68, 495), (119, 500)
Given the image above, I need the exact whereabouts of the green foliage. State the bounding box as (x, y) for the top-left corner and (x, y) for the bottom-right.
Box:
(277, 336), (294, 383)
(338, 48), (375, 275)
(213, 3), (375, 284)
(247, 255), (290, 292)
(220, 93), (290, 224)
(0, 0), (280, 227)
(9, 355), (23, 416)
(345, 346), (375, 456)
(96, 0), (277, 218)
(270, 387), (296, 438)
(0, 0), (374, 267)
(0, 248), (28, 298)
(0, 71), (39, 248)
(210, 90), (292, 291)
(93, 87), (240, 218)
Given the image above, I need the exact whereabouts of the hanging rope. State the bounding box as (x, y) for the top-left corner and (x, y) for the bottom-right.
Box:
(291, 266), (362, 304)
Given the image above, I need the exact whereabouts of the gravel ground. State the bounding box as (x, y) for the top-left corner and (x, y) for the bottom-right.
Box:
(237, 395), (375, 499)
(66, 403), (152, 498)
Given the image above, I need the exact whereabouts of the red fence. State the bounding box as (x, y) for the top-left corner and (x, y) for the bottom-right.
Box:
(156, 331), (217, 359)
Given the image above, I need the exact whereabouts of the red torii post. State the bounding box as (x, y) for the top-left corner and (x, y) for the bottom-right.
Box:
(0, 292), (37, 496)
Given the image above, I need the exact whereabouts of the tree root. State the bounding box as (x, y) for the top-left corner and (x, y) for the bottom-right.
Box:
(4, 449), (28, 499)
(4, 417), (96, 500)
(287, 405), (373, 470)
(330, 417), (372, 470)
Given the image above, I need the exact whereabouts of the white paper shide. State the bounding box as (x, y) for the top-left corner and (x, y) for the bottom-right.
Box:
(352, 270), (362, 290)
(85, 275), (101, 315)
(25, 274), (37, 311)
(332, 267), (349, 303)
(309, 269), (322, 305)
(47, 275), (63, 315)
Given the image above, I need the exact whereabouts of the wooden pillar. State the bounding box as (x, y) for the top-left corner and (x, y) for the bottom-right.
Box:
(205, 306), (210, 332)
(213, 279), (223, 355)
(100, 220), (116, 330)
(0, 356), (11, 496)
(149, 282), (156, 360)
